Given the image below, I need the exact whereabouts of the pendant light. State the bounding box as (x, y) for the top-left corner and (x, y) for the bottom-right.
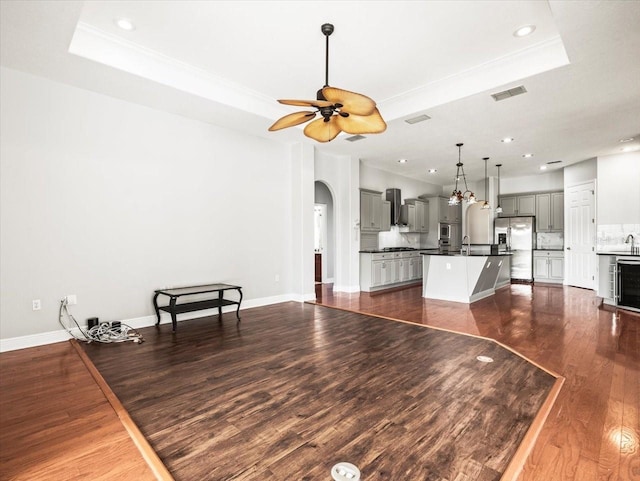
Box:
(495, 164), (503, 214)
(448, 143), (476, 206)
(481, 157), (491, 209)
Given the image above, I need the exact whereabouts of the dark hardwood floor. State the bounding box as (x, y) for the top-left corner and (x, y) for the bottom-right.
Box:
(80, 302), (558, 481)
(314, 283), (640, 481)
(2, 284), (637, 480)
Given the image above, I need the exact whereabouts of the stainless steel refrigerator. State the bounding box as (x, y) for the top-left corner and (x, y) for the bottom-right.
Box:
(494, 217), (535, 281)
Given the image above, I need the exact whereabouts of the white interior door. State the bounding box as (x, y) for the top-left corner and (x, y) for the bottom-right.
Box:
(565, 181), (596, 289)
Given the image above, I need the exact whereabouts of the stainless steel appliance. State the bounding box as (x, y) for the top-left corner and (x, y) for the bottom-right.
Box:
(494, 217), (535, 281)
(437, 223), (452, 251)
(385, 188), (402, 225)
(617, 257), (640, 312)
(439, 223), (451, 240)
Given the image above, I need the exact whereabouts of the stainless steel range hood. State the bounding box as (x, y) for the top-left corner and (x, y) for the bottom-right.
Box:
(385, 188), (402, 225)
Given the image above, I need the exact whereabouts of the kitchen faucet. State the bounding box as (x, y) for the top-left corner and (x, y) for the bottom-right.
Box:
(625, 234), (638, 254)
(461, 235), (471, 256)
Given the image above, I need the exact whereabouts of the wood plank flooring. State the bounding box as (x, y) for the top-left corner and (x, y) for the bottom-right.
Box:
(314, 283), (640, 481)
(2, 284), (637, 480)
(81, 302), (557, 481)
(0, 342), (156, 481)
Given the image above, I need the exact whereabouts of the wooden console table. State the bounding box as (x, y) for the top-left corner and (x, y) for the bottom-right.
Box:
(153, 283), (243, 331)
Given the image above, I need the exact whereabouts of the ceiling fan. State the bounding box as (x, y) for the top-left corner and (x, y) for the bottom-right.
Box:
(268, 23), (386, 143)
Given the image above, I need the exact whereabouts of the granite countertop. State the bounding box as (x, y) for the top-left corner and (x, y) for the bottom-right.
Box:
(421, 251), (512, 257)
(596, 251), (640, 257)
(359, 248), (426, 253)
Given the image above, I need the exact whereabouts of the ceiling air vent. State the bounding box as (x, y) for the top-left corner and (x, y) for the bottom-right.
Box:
(547, 160), (562, 164)
(345, 134), (366, 142)
(491, 85), (527, 101)
(405, 114), (431, 124)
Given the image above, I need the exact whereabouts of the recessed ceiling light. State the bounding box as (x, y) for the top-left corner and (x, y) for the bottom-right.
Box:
(540, 165), (547, 170)
(501, 137), (514, 143)
(513, 25), (536, 38)
(619, 137), (635, 143)
(428, 169), (437, 174)
(522, 153), (533, 158)
(115, 18), (136, 31)
(398, 159), (408, 164)
(622, 145), (638, 152)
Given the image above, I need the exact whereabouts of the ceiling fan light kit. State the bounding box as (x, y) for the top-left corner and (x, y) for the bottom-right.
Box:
(268, 23), (386, 142)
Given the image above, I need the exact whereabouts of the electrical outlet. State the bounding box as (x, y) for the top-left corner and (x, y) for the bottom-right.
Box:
(32, 299), (41, 311)
(275, 274), (280, 282)
(66, 295), (77, 305)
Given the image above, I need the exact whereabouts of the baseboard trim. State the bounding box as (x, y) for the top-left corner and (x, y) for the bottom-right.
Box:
(0, 293), (302, 352)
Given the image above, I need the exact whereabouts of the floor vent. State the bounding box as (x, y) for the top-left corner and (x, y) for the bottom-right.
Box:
(345, 134), (366, 142)
(331, 462), (360, 480)
(491, 85), (527, 101)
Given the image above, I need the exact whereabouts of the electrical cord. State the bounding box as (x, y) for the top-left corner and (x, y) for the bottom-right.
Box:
(58, 298), (144, 344)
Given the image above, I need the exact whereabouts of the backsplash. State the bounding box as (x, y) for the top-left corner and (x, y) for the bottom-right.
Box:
(597, 223), (640, 251)
(537, 232), (564, 250)
(378, 226), (422, 249)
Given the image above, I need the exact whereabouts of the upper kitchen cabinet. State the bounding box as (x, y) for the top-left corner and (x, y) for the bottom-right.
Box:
(536, 192), (564, 232)
(433, 197), (462, 223)
(381, 200), (391, 232)
(402, 198), (429, 232)
(360, 189), (383, 232)
(498, 194), (535, 217)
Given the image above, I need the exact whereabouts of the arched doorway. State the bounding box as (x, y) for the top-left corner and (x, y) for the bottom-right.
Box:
(314, 181), (335, 289)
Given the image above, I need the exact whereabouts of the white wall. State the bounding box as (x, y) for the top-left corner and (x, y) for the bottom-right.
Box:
(564, 158), (596, 187)
(315, 150), (360, 292)
(0, 67), (298, 342)
(360, 163), (443, 199)
(596, 152), (640, 225)
(500, 170), (564, 194)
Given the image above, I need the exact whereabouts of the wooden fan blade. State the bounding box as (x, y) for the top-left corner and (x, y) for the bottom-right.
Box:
(303, 117), (342, 142)
(322, 87), (376, 116)
(278, 99), (334, 108)
(336, 108), (387, 135)
(268, 111), (316, 131)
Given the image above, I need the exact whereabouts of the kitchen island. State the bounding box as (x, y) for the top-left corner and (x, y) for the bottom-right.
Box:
(421, 251), (511, 303)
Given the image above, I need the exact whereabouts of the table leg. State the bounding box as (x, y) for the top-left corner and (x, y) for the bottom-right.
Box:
(153, 292), (161, 325)
(236, 288), (243, 322)
(170, 296), (177, 332)
(218, 290), (223, 321)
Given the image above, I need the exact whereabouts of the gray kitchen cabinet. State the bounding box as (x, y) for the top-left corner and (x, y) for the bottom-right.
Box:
(498, 194), (535, 217)
(403, 198), (429, 232)
(535, 192), (564, 232)
(360, 189), (383, 232)
(533, 250), (564, 283)
(381, 200), (391, 231)
(434, 196), (461, 224)
(360, 252), (423, 292)
(409, 253), (423, 280)
(551, 192), (564, 231)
